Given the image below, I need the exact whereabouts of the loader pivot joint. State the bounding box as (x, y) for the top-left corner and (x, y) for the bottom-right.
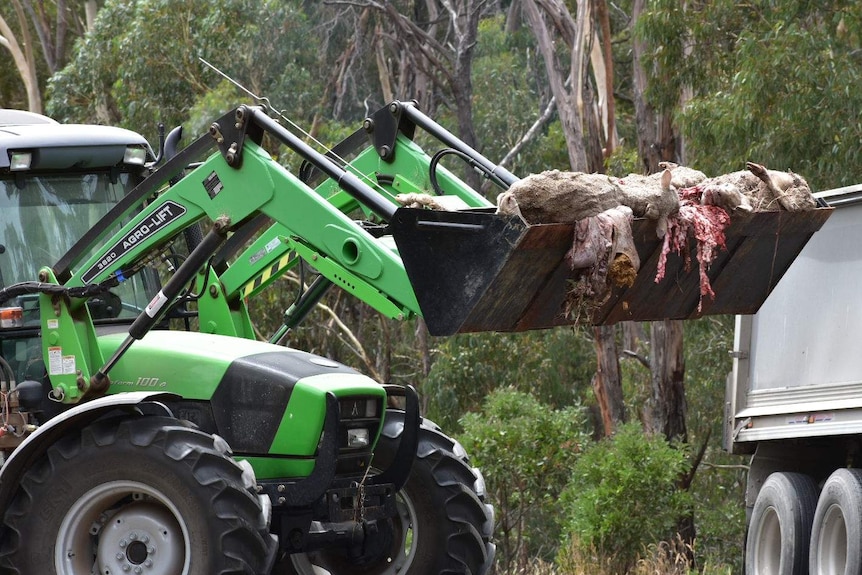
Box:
(208, 105), (264, 168)
(364, 100), (416, 163)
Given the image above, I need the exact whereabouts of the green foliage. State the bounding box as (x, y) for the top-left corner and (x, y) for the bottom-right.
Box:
(560, 422), (693, 573)
(687, 461), (745, 574)
(47, 0), (321, 140)
(424, 328), (596, 431)
(617, 318), (746, 572)
(605, 144), (641, 178)
(680, 317), (746, 572)
(633, 0), (691, 113)
(638, 0), (862, 189)
(459, 389), (591, 569)
(471, 16), (567, 177)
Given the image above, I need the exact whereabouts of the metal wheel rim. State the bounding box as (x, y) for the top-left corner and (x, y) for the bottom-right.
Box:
(752, 506), (782, 574)
(55, 480), (190, 575)
(817, 504), (848, 575)
(291, 486), (419, 575)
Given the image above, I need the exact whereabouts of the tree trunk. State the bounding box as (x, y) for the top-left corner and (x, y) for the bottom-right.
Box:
(622, 321), (645, 355)
(85, 0), (98, 32)
(632, 0), (676, 174)
(591, 324), (626, 437)
(505, 0), (521, 34)
(521, 0), (590, 171)
(415, 317), (432, 414)
(0, 5), (42, 113)
(593, 0), (616, 158)
(647, 318), (695, 555)
(647, 320), (686, 442)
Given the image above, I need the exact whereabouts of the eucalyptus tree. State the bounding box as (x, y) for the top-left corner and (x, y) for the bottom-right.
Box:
(47, 0), (322, 139)
(1, 0), (96, 112)
(638, 0), (862, 190)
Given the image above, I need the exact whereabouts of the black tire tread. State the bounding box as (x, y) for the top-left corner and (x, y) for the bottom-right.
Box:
(406, 417), (495, 575)
(0, 415), (272, 575)
(809, 467), (862, 575)
(746, 471), (817, 575)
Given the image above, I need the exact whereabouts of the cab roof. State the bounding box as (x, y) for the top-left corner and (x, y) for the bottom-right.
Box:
(0, 110), (152, 171)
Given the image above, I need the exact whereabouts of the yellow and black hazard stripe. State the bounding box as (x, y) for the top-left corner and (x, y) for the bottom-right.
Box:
(242, 253), (295, 298)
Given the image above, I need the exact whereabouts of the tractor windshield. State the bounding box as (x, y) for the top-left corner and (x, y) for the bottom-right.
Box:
(0, 170), (153, 321)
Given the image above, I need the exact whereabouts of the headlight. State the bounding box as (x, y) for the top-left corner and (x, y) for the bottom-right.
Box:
(123, 146), (147, 166)
(347, 428), (370, 448)
(9, 151), (32, 171)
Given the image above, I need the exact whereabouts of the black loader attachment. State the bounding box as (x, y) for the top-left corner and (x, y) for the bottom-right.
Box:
(390, 207), (832, 336)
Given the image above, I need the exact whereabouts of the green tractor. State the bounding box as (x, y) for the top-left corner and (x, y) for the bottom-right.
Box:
(0, 104), (499, 574)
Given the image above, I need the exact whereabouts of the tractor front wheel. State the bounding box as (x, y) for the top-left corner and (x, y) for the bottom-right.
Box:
(0, 416), (274, 575)
(281, 413), (495, 575)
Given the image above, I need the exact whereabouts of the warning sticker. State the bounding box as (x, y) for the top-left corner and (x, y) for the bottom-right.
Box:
(62, 355), (76, 375)
(48, 347), (62, 375)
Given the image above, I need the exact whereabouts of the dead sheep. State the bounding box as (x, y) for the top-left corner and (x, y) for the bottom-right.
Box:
(497, 169), (680, 237)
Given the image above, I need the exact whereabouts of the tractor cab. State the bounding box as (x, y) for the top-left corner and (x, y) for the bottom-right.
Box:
(0, 112), (157, 385)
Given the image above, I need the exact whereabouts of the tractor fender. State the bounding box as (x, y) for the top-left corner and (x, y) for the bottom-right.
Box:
(0, 391), (179, 514)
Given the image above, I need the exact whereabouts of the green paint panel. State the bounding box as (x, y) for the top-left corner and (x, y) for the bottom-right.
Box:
(97, 331), (268, 398)
(270, 373), (386, 457)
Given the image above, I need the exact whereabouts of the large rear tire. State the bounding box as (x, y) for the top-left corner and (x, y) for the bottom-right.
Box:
(809, 468), (862, 575)
(0, 416), (274, 575)
(745, 471), (817, 575)
(280, 413), (495, 575)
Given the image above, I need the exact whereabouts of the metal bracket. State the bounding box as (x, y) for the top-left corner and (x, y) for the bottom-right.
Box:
(368, 384), (419, 491)
(733, 416), (753, 441)
(209, 105), (264, 168)
(363, 101), (417, 163)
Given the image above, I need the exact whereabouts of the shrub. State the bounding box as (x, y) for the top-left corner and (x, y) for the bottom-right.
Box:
(559, 422), (692, 573)
(459, 389), (591, 571)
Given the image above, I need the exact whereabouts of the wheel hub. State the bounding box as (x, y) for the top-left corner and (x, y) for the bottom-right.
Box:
(97, 501), (183, 574)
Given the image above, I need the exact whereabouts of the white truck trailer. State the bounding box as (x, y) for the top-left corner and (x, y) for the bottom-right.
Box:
(727, 183), (862, 574)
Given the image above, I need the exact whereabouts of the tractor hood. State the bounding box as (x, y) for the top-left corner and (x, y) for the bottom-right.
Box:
(96, 330), (366, 399)
(96, 330), (386, 464)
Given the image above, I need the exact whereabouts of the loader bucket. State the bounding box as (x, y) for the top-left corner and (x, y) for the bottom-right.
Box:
(389, 207), (833, 336)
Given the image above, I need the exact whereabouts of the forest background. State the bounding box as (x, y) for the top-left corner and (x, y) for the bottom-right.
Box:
(3, 1), (862, 573)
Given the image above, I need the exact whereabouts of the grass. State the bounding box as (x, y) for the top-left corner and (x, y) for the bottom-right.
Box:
(494, 536), (735, 575)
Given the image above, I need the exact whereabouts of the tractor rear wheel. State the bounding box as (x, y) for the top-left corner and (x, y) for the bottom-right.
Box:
(280, 413), (495, 575)
(0, 416), (274, 575)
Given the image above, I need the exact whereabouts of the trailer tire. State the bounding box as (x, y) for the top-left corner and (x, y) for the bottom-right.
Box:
(0, 415), (275, 575)
(281, 413), (495, 575)
(745, 472), (817, 575)
(809, 468), (862, 575)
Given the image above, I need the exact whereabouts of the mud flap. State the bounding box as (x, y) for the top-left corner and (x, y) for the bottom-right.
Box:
(390, 207), (833, 336)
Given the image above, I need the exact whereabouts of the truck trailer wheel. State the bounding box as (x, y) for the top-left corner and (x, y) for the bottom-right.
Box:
(809, 468), (862, 575)
(0, 415), (274, 575)
(745, 472), (817, 575)
(281, 413), (495, 575)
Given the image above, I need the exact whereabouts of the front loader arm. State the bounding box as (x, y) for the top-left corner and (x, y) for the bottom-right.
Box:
(213, 103), (509, 336)
(63, 107), (419, 308)
(40, 106), (428, 402)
